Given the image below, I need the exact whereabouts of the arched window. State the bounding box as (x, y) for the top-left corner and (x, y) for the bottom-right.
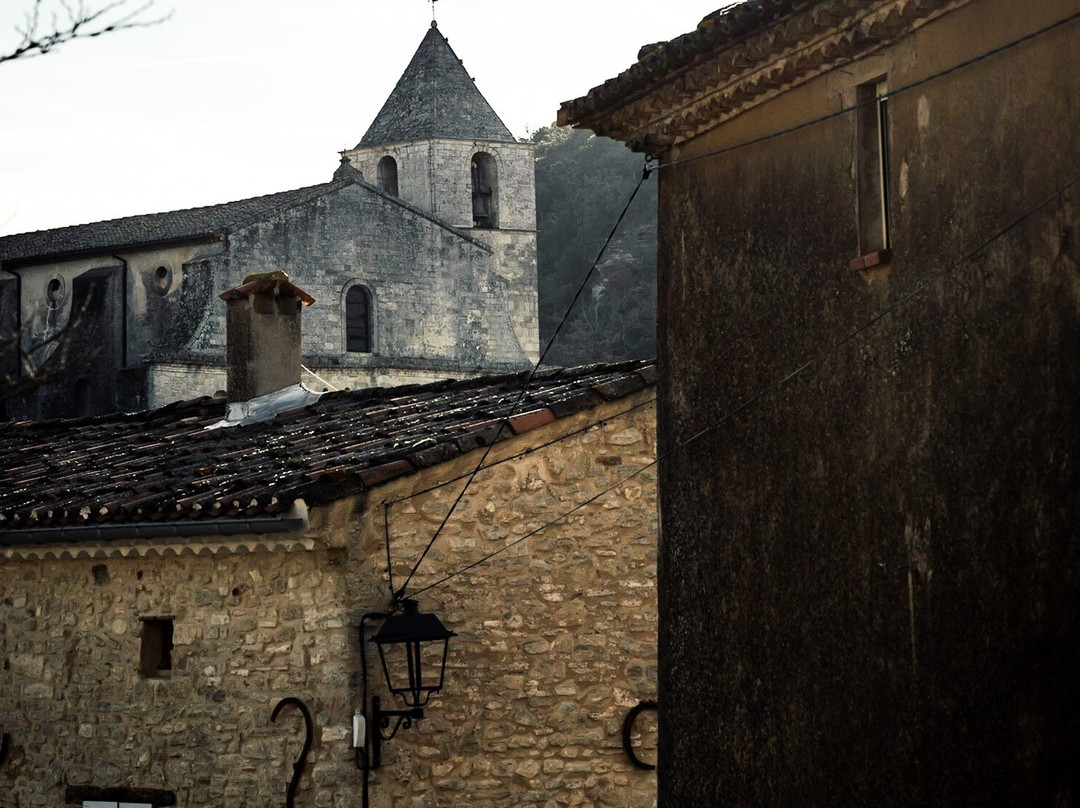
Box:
(345, 285), (372, 353)
(471, 152), (497, 228)
(377, 156), (399, 197)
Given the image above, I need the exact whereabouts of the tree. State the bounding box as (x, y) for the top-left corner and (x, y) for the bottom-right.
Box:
(1, 306), (90, 404)
(0, 0), (168, 65)
(532, 125), (658, 366)
(0, 0), (167, 413)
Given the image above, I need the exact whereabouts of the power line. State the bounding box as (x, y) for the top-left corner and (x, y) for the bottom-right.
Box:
(400, 7), (1080, 598)
(393, 165), (655, 599)
(410, 172), (1079, 596)
(384, 395), (656, 506)
(410, 453), (658, 598)
(655, 9), (1080, 173)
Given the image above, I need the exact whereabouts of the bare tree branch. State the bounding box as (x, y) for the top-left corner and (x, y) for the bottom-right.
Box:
(0, 0), (170, 65)
(0, 303), (97, 404)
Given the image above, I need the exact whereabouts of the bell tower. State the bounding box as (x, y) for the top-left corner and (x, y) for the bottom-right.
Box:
(342, 22), (539, 364)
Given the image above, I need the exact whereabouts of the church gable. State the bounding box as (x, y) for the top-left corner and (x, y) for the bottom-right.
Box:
(2, 23), (536, 420)
(220, 181), (531, 381)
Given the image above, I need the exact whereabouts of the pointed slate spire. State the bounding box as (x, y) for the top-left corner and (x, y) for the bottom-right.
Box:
(357, 22), (516, 149)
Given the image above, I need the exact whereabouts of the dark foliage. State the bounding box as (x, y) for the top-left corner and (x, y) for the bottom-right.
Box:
(532, 126), (657, 366)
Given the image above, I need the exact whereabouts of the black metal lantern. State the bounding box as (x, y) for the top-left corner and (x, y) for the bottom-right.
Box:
(356, 598), (456, 785)
(371, 599), (455, 708)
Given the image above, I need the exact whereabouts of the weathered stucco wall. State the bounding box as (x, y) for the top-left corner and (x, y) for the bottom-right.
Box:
(655, 1), (1080, 805)
(0, 394), (657, 807)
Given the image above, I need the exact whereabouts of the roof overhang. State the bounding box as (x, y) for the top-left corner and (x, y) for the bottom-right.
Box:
(557, 0), (971, 153)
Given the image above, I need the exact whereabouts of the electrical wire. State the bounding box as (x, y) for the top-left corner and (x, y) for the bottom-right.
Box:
(654, 9), (1080, 173)
(383, 395), (657, 506)
(394, 165), (655, 598)
(396, 8), (1080, 598)
(384, 503), (396, 599)
(410, 453), (657, 598)
(409, 172), (1079, 597)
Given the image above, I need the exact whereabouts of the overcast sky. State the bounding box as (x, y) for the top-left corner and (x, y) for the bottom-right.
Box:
(0, 0), (723, 237)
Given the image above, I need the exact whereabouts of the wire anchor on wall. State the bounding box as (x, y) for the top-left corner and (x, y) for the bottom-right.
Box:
(621, 699), (658, 771)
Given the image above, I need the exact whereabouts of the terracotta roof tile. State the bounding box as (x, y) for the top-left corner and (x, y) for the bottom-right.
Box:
(0, 360), (655, 540)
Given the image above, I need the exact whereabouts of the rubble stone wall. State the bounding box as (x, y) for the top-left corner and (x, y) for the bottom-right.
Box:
(0, 393), (657, 808)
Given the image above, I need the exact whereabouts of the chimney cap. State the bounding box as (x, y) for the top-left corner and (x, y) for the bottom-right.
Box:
(219, 270), (315, 305)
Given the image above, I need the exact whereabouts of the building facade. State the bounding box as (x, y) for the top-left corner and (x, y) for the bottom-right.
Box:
(0, 22), (537, 421)
(0, 350), (658, 807)
(561, 0), (1080, 804)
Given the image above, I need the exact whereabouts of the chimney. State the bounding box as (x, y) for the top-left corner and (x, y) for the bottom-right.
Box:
(218, 271), (315, 403)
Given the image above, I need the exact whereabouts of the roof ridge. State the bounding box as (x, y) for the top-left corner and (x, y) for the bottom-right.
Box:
(0, 176), (357, 264)
(0, 179), (346, 243)
(0, 361), (658, 539)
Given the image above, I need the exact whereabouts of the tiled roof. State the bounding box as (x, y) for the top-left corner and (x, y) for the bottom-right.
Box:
(357, 23), (517, 149)
(557, 0), (960, 151)
(0, 179), (351, 265)
(0, 360), (656, 542)
(557, 1), (805, 136)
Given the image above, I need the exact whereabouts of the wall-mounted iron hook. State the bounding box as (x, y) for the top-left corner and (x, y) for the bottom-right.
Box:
(271, 697), (314, 808)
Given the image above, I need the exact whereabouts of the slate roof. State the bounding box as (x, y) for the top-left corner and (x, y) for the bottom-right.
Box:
(357, 22), (517, 149)
(0, 179), (350, 266)
(0, 360), (656, 543)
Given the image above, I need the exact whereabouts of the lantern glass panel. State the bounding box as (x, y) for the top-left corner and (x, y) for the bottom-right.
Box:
(376, 637), (450, 707)
(370, 600), (455, 708)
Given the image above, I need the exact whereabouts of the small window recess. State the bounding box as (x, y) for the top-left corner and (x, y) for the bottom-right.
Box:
(46, 277), (66, 308)
(152, 265), (173, 296)
(139, 617), (174, 678)
(471, 152), (497, 229)
(377, 156), (399, 197)
(851, 78), (892, 271)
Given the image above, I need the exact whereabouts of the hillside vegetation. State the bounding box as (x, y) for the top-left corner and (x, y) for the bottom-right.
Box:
(532, 126), (657, 366)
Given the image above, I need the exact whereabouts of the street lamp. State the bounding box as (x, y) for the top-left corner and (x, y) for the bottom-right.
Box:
(356, 598), (455, 804)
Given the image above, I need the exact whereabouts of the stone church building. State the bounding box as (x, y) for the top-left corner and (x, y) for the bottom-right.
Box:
(0, 22), (538, 420)
(0, 274), (657, 807)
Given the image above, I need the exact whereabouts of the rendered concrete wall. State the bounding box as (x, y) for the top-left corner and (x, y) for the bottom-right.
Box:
(0, 395), (657, 808)
(655, 1), (1080, 805)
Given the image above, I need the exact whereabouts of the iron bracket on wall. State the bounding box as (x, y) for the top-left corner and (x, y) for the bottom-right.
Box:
(621, 699), (658, 771)
(271, 696), (314, 808)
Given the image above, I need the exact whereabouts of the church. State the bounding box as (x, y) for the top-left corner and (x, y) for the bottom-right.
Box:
(0, 21), (538, 420)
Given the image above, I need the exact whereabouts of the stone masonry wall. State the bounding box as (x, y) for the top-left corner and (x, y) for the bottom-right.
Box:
(0, 393), (657, 808)
(346, 139), (536, 233)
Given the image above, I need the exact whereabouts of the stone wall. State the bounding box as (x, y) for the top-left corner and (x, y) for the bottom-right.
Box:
(0, 393), (657, 807)
(346, 139), (537, 233)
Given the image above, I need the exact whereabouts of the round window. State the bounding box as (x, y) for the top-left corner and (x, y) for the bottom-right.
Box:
(45, 277), (65, 308)
(153, 265), (173, 295)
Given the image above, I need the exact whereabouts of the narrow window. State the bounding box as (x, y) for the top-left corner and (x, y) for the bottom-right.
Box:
(139, 618), (174, 678)
(471, 152), (497, 228)
(346, 285), (372, 353)
(855, 78), (891, 265)
(377, 156), (398, 196)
